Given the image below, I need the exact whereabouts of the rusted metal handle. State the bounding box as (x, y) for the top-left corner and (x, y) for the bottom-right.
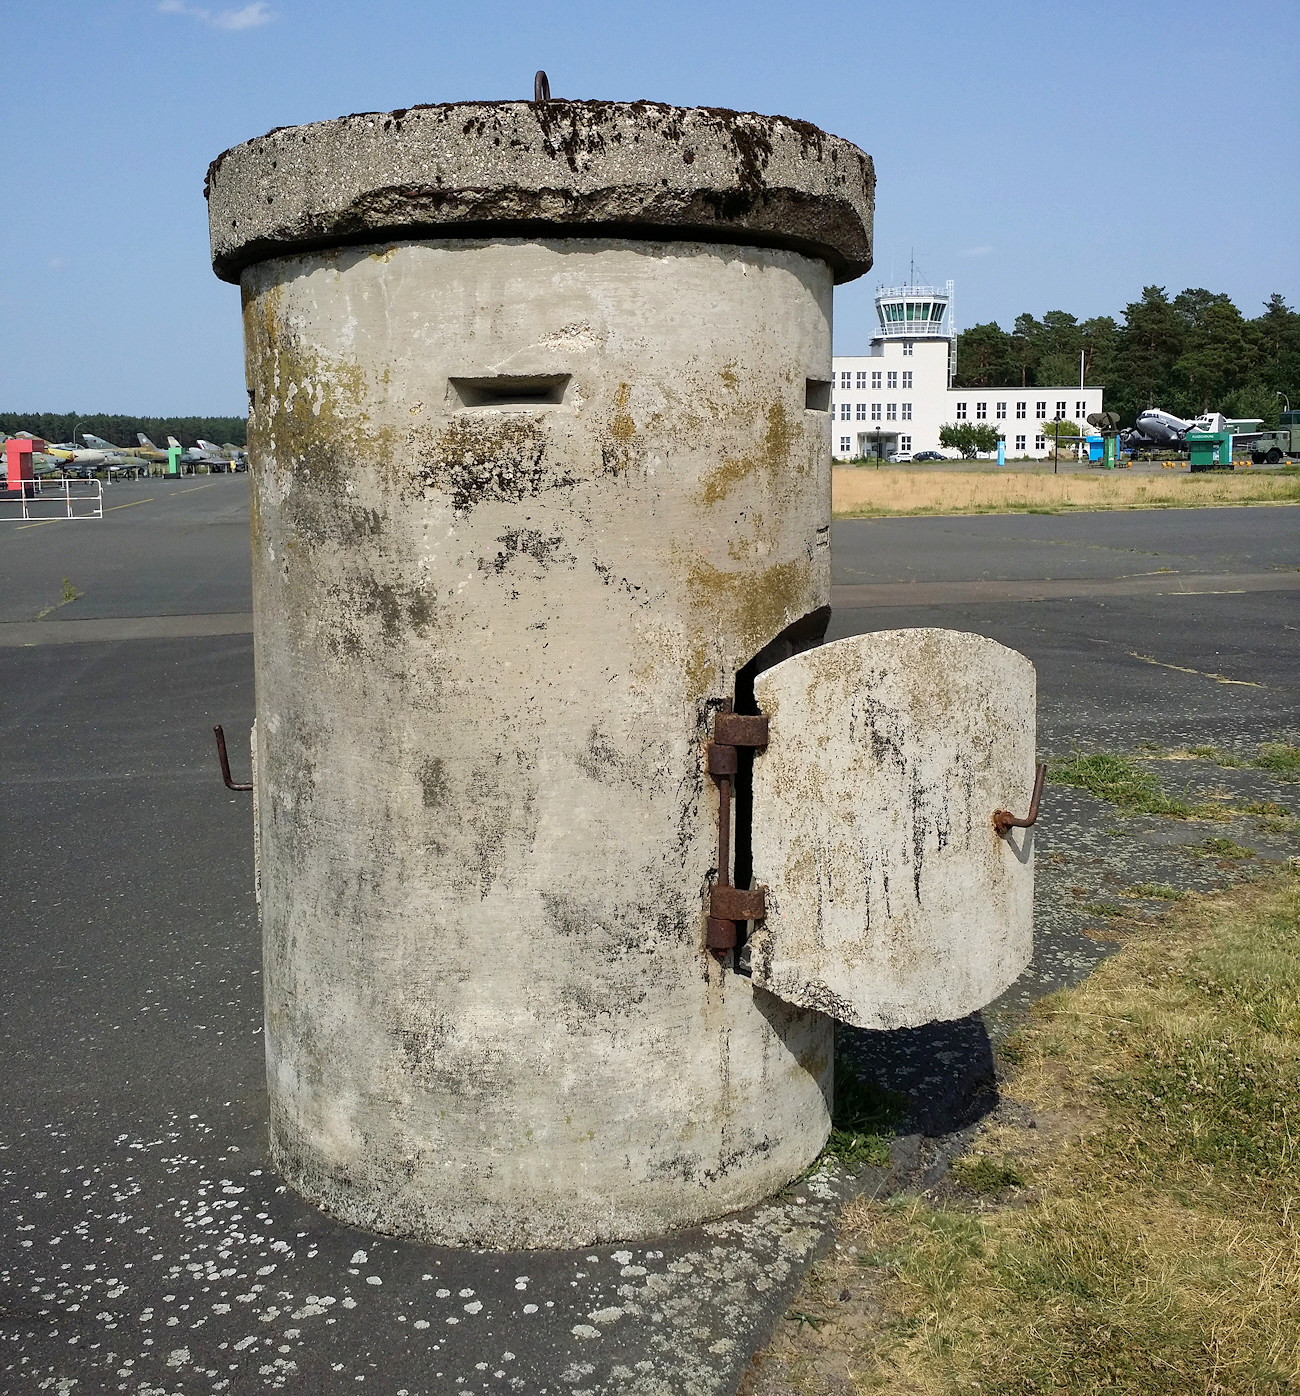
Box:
(993, 763), (1045, 837)
(213, 724), (253, 792)
(533, 70), (551, 101)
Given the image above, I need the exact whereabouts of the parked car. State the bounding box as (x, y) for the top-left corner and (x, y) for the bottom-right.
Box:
(886, 451), (913, 463)
(912, 450), (948, 462)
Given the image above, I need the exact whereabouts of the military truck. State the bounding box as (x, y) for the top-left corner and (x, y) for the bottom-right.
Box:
(1251, 410), (1300, 463)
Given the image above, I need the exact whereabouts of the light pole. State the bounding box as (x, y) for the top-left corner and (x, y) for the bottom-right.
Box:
(1053, 409), (1063, 475)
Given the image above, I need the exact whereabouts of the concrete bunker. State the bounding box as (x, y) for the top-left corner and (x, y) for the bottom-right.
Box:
(207, 92), (1037, 1248)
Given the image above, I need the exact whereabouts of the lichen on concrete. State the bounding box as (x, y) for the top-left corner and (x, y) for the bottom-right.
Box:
(235, 234), (841, 1247)
(206, 100), (874, 286)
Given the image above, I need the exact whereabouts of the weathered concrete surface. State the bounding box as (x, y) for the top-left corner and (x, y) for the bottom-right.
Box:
(750, 630), (1036, 1029)
(240, 235), (838, 1247)
(206, 101), (874, 285)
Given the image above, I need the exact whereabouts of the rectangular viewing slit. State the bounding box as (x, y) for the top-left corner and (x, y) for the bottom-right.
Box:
(450, 375), (570, 408)
(804, 379), (832, 412)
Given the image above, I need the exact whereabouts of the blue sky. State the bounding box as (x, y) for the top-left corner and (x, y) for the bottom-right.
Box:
(2, 0), (1296, 415)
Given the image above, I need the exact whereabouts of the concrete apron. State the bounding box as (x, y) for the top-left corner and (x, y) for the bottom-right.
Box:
(243, 235), (836, 1247)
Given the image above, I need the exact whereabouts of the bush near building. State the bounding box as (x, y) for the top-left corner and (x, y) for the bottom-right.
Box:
(938, 422), (1003, 458)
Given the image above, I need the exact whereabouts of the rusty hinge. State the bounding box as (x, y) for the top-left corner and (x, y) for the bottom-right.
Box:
(706, 700), (770, 959)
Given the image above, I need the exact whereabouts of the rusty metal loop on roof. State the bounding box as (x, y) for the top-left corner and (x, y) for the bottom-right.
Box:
(533, 70), (551, 102)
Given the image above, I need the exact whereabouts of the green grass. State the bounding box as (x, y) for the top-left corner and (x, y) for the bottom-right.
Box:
(949, 1157), (1026, 1194)
(1120, 882), (1181, 900)
(760, 873), (1300, 1394)
(821, 1060), (907, 1168)
(1081, 901), (1127, 918)
(1185, 743), (1244, 766)
(1199, 836), (1255, 859)
(1177, 741), (1300, 781)
(1050, 749), (1300, 825)
(32, 576), (84, 622)
(1047, 751), (1223, 819)
(1255, 742), (1300, 780)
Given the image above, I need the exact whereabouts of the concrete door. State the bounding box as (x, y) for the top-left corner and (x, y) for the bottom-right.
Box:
(748, 629), (1036, 1029)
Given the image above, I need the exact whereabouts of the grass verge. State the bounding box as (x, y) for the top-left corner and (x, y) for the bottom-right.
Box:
(831, 467), (1300, 518)
(1047, 751), (1229, 820)
(1048, 749), (1299, 837)
(1183, 743), (1300, 782)
(746, 871), (1300, 1395)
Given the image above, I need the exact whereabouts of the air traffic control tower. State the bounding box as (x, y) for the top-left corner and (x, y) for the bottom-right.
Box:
(873, 278), (956, 385)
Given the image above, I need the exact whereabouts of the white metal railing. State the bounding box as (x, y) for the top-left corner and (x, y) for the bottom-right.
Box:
(874, 322), (954, 339)
(1, 477), (104, 521)
(875, 284), (950, 299)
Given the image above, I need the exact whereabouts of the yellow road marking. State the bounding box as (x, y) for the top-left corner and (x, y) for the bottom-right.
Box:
(173, 483), (217, 496)
(1127, 651), (1264, 687)
(106, 497), (154, 511)
(15, 518), (62, 529)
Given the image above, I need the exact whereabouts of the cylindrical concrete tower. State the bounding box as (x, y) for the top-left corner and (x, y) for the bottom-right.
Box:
(207, 99), (874, 1248)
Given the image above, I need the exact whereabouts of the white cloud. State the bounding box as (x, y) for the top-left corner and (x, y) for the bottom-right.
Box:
(958, 245), (994, 258)
(213, 2), (274, 29)
(157, 0), (275, 29)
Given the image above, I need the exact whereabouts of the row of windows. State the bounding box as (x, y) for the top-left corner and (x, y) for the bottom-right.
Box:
(954, 399), (1091, 422)
(880, 300), (946, 324)
(839, 370), (914, 390)
(839, 435), (914, 452)
(837, 433), (1051, 454)
(840, 402), (912, 421)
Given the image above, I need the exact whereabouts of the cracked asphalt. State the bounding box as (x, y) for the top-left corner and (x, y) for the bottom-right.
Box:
(1, 481), (1296, 1394)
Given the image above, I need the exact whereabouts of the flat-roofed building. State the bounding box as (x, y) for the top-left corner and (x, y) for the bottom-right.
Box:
(832, 281), (1103, 460)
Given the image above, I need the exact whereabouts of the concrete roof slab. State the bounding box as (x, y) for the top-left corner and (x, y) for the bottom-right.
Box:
(206, 100), (874, 285)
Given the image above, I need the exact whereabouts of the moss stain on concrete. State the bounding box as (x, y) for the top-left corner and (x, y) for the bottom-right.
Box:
(698, 399), (801, 507)
(682, 554), (814, 699)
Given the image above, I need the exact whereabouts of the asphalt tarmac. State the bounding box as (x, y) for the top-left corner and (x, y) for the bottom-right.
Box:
(2, 478), (1297, 1395)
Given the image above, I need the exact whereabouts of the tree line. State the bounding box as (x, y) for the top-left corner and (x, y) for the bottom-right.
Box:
(954, 287), (1300, 428)
(0, 413), (247, 448)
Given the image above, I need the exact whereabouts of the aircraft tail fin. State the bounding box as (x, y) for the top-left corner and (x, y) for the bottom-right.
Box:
(82, 433), (115, 449)
(166, 436), (181, 449)
(138, 434), (158, 449)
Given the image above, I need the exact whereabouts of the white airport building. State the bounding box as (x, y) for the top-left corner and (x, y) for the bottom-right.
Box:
(831, 281), (1104, 461)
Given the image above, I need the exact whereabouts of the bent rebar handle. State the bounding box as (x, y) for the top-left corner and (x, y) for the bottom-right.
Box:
(213, 724), (253, 792)
(993, 763), (1045, 837)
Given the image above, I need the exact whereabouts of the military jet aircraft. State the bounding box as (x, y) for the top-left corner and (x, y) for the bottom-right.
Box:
(13, 432), (150, 478)
(2, 435), (65, 479)
(14, 431), (113, 468)
(79, 432), (169, 466)
(167, 436), (246, 471)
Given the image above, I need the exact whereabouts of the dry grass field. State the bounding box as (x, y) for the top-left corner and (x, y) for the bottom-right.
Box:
(832, 466), (1300, 518)
(745, 870), (1300, 1396)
